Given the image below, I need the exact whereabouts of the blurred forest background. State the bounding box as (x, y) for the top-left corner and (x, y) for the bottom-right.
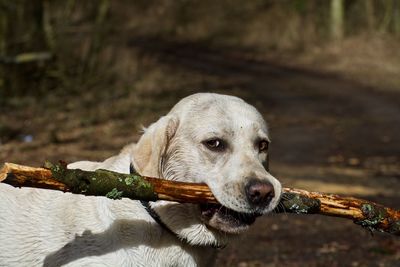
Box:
(0, 1), (399, 266)
(1, 0), (400, 99)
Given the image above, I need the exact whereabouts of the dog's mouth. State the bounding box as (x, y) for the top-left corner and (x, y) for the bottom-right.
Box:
(199, 203), (262, 234)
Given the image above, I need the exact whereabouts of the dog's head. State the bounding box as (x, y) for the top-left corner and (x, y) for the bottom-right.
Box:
(132, 93), (281, 241)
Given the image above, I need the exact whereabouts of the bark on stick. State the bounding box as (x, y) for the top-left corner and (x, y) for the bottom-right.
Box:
(1, 162), (399, 236)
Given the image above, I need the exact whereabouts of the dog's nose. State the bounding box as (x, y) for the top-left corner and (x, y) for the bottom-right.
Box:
(245, 180), (275, 206)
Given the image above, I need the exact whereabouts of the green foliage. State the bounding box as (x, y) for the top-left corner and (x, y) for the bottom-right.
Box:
(0, 0), (399, 101)
(0, 0), (112, 98)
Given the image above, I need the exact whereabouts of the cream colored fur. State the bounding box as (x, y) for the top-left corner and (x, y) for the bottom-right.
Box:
(0, 93), (281, 266)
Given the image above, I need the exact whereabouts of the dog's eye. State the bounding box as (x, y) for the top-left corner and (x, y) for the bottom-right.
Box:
(203, 139), (225, 152)
(259, 140), (269, 153)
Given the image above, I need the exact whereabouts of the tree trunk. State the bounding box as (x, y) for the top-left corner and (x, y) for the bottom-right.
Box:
(380, 0), (393, 33)
(393, 0), (400, 35)
(365, 0), (375, 31)
(330, 0), (344, 40)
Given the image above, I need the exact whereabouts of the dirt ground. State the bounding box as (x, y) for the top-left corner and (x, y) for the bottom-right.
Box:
(1, 41), (399, 266)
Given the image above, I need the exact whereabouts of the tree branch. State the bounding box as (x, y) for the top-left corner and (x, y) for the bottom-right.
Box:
(1, 162), (399, 236)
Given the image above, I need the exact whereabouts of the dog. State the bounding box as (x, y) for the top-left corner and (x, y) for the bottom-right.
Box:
(0, 93), (282, 266)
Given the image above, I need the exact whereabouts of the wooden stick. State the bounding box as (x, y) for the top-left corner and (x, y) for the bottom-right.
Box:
(0, 162), (217, 204)
(1, 162), (399, 236)
(279, 188), (399, 235)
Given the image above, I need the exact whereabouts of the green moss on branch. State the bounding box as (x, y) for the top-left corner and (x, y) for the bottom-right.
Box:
(44, 162), (157, 201)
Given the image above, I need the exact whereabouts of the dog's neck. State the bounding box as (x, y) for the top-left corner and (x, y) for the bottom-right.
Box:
(129, 164), (226, 249)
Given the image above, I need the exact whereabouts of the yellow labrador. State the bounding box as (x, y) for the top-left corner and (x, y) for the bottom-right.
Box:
(0, 93), (281, 266)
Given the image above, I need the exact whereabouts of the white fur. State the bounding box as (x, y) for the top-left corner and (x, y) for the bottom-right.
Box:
(0, 93), (281, 266)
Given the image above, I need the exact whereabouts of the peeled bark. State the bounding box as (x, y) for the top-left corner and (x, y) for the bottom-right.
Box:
(1, 162), (399, 236)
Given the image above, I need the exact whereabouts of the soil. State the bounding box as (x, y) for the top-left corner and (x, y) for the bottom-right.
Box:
(1, 41), (399, 266)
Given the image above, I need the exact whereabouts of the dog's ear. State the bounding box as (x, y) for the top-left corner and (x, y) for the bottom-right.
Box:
(132, 115), (179, 177)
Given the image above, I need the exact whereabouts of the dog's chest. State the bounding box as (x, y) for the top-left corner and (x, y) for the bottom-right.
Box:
(73, 244), (216, 267)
